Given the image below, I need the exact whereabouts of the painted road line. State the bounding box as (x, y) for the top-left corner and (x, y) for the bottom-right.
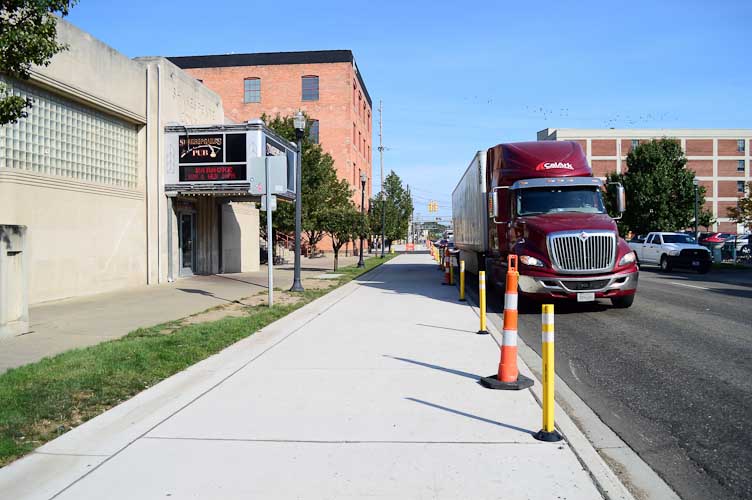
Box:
(670, 282), (710, 290)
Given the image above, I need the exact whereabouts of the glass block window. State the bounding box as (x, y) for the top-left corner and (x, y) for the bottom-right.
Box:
(244, 78), (260, 103)
(302, 76), (319, 101)
(0, 78), (138, 188)
(308, 119), (319, 144)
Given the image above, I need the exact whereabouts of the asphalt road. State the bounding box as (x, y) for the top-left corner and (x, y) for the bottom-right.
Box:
(469, 266), (752, 500)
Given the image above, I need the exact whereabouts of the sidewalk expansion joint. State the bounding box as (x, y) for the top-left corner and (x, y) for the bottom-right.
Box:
(143, 436), (540, 445)
(34, 451), (111, 457)
(47, 265), (386, 499)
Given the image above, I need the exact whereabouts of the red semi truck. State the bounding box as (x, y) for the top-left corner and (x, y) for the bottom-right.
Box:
(451, 141), (638, 308)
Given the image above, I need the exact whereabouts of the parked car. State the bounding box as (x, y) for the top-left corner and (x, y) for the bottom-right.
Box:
(628, 232), (712, 273)
(722, 234), (751, 259)
(700, 232), (732, 244)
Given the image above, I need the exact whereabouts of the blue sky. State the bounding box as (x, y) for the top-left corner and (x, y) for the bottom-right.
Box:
(67, 0), (751, 222)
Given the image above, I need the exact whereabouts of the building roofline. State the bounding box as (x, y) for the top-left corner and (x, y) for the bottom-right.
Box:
(167, 50), (372, 106)
(539, 127), (752, 139)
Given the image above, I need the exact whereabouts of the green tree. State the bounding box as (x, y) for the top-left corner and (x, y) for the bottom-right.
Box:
(727, 182), (752, 232)
(369, 171), (414, 250)
(1, 1), (77, 124)
(261, 113), (350, 253)
(322, 203), (366, 271)
(604, 139), (712, 235)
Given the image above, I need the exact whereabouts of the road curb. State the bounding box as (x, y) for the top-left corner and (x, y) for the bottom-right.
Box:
(478, 311), (637, 500)
(462, 291), (681, 500)
(458, 278), (680, 500)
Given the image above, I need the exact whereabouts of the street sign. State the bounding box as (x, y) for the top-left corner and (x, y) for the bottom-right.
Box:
(260, 194), (277, 211)
(249, 156), (288, 196)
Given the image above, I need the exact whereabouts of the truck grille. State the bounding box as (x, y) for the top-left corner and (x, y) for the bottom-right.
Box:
(548, 232), (616, 274)
(560, 279), (610, 291)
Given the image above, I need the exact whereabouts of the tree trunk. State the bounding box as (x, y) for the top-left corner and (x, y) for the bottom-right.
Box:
(333, 248), (339, 271)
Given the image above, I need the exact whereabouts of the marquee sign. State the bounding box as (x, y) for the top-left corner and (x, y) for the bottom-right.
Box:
(164, 122), (297, 199)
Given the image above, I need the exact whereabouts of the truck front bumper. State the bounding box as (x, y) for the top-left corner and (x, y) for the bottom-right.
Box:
(518, 269), (638, 299)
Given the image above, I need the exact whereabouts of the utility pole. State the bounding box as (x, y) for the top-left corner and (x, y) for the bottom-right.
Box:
(379, 100), (385, 258)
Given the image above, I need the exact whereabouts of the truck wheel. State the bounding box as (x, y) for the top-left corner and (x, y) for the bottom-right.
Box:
(660, 255), (672, 272)
(611, 295), (635, 308)
(741, 245), (751, 257)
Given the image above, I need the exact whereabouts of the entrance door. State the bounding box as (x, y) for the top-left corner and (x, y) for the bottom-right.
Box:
(179, 212), (197, 276)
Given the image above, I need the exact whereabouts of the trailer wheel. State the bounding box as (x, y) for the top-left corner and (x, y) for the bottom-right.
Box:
(611, 295), (635, 308)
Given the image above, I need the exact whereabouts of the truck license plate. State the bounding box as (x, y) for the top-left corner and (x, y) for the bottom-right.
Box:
(692, 260), (700, 266)
(577, 292), (595, 302)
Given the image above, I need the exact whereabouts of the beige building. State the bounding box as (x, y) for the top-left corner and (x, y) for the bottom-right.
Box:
(538, 128), (752, 232)
(0, 19), (261, 336)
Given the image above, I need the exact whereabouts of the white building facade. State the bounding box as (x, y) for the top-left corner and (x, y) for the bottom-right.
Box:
(0, 19), (260, 334)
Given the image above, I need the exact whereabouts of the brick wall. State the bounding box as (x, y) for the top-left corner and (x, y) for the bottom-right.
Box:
(183, 61), (374, 252)
(183, 62), (373, 206)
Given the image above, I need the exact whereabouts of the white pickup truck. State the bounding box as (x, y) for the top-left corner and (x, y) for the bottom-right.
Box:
(628, 232), (711, 273)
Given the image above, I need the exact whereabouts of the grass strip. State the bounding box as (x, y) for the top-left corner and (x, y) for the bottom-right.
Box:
(0, 254), (395, 467)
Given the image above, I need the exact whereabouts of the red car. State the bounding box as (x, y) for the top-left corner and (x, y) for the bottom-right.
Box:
(700, 232), (732, 243)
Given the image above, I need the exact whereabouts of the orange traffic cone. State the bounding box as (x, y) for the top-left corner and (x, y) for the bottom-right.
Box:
(480, 255), (534, 390)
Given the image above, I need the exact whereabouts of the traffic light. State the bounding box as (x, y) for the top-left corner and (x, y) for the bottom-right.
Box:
(428, 200), (439, 213)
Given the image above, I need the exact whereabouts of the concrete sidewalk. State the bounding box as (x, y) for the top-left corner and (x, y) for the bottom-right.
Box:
(0, 253), (366, 373)
(0, 253), (631, 499)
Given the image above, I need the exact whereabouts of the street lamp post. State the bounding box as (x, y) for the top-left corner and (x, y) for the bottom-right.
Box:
(358, 172), (367, 268)
(381, 194), (386, 258)
(290, 110), (305, 292)
(693, 178), (699, 241)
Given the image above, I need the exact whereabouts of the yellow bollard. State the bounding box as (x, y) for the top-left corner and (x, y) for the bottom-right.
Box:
(477, 271), (489, 334)
(459, 260), (466, 301)
(534, 304), (562, 442)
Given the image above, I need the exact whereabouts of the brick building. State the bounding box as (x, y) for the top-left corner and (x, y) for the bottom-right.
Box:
(169, 50), (373, 208)
(538, 128), (752, 232)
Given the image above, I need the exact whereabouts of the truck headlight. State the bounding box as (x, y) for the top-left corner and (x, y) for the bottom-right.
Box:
(668, 250), (680, 256)
(618, 251), (636, 266)
(520, 255), (545, 267)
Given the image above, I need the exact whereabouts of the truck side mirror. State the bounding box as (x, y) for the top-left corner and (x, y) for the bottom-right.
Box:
(616, 184), (626, 213)
(489, 190), (499, 219)
(488, 187), (509, 224)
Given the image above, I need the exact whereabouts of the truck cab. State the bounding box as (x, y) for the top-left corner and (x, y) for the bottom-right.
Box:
(486, 142), (638, 308)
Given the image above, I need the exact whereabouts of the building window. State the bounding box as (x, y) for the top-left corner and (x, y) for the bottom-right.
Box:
(738, 181), (746, 193)
(353, 81), (357, 106)
(0, 77), (137, 188)
(738, 139), (746, 153)
(302, 76), (319, 101)
(738, 160), (745, 173)
(243, 78), (260, 103)
(358, 131), (362, 152)
(631, 139), (639, 149)
(353, 123), (356, 145)
(308, 119), (319, 144)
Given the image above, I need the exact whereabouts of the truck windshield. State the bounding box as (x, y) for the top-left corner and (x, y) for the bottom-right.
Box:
(662, 234), (696, 244)
(516, 186), (606, 216)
